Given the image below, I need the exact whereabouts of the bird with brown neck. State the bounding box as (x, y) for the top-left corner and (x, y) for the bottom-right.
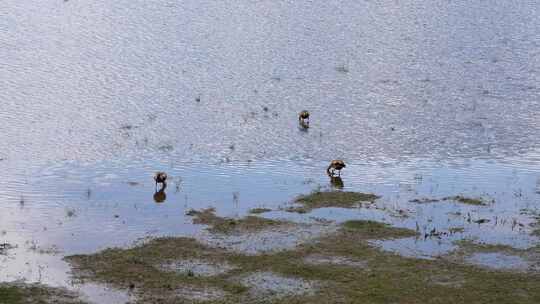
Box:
(327, 160), (346, 176)
(154, 172), (168, 190)
(298, 110), (310, 123)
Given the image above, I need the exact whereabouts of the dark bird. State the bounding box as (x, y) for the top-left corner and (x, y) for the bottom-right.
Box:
(154, 172), (168, 190)
(298, 110), (310, 123)
(327, 160), (346, 176)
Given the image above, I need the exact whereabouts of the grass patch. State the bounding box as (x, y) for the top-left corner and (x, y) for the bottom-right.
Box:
(249, 208), (272, 214)
(449, 227), (465, 234)
(411, 196), (488, 206)
(290, 190), (380, 213)
(66, 228), (540, 304)
(409, 198), (440, 204)
(453, 240), (525, 255)
(0, 243), (15, 255)
(0, 285), (23, 304)
(343, 220), (418, 239)
(284, 206), (309, 213)
(0, 283), (84, 304)
(443, 196), (487, 206)
(66, 237), (246, 303)
(187, 208), (286, 234)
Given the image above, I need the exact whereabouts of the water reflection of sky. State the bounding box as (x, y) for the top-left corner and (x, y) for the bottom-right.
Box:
(2, 154), (539, 254)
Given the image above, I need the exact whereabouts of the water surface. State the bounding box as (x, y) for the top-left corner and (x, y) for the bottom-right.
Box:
(1, 0), (540, 302)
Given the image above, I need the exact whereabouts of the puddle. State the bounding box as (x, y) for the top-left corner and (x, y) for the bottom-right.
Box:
(427, 274), (466, 288)
(197, 221), (337, 255)
(157, 259), (235, 277)
(466, 252), (534, 272)
(0, 246), (133, 304)
(74, 283), (133, 304)
(240, 272), (316, 298)
(372, 237), (458, 260)
(174, 286), (227, 302)
(303, 254), (368, 268)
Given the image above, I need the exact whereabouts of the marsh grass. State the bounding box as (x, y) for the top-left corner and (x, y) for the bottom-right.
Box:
(342, 220), (418, 239)
(188, 208), (286, 234)
(0, 285), (23, 303)
(248, 208), (272, 214)
(289, 190), (380, 213)
(443, 195), (487, 206)
(64, 216), (540, 304)
(0, 283), (84, 304)
(410, 196), (488, 206)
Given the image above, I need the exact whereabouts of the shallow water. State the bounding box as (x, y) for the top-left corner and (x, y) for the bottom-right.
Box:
(466, 252), (532, 272)
(2, 0), (540, 302)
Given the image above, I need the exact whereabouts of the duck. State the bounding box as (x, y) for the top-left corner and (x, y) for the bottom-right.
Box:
(298, 110), (310, 123)
(154, 172), (168, 189)
(327, 160), (346, 176)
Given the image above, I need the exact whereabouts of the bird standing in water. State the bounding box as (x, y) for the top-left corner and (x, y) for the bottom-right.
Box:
(154, 172), (168, 190)
(327, 160), (346, 176)
(298, 110), (310, 123)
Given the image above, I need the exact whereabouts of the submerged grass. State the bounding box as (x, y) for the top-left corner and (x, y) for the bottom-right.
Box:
(289, 190), (380, 213)
(64, 217), (540, 304)
(451, 239), (540, 258)
(410, 196), (488, 206)
(409, 198), (440, 204)
(443, 195), (487, 206)
(342, 220), (418, 239)
(248, 208), (272, 214)
(188, 208), (286, 234)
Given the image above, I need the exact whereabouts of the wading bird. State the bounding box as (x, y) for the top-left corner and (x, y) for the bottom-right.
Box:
(327, 160), (346, 176)
(154, 172), (168, 190)
(298, 110), (310, 123)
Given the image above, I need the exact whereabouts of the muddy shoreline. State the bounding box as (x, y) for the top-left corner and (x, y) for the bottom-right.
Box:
(5, 190), (539, 303)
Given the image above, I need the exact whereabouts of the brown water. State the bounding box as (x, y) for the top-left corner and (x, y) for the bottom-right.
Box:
(1, 0), (540, 302)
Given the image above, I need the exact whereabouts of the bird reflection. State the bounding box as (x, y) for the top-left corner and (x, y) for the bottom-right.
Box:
(298, 120), (309, 131)
(153, 186), (167, 203)
(330, 176), (344, 189)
